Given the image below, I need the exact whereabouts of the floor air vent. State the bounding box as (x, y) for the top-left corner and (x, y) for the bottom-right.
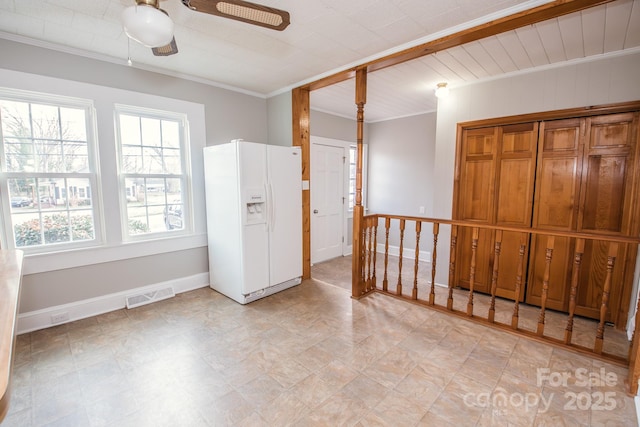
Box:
(126, 286), (175, 309)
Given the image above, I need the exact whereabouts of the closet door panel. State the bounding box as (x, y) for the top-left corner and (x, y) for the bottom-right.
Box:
(574, 113), (638, 322)
(534, 157), (579, 229)
(526, 234), (573, 311)
(494, 124), (537, 300)
(527, 119), (583, 311)
(454, 128), (497, 293)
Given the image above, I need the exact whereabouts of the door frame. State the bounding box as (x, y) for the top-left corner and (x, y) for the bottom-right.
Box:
(310, 136), (366, 259)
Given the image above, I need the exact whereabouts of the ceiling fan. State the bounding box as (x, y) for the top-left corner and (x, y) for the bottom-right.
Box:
(122, 0), (291, 57)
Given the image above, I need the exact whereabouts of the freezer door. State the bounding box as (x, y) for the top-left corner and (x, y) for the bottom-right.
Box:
(238, 142), (270, 295)
(267, 145), (302, 286)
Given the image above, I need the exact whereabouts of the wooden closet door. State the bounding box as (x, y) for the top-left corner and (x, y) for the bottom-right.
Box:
(455, 124), (537, 299)
(493, 123), (538, 301)
(527, 118), (584, 311)
(454, 127), (498, 294)
(573, 112), (639, 324)
(527, 113), (639, 325)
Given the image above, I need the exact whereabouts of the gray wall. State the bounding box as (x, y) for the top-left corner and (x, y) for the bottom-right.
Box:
(1, 38), (270, 314)
(310, 110), (361, 143)
(367, 112), (437, 253)
(267, 92), (293, 146)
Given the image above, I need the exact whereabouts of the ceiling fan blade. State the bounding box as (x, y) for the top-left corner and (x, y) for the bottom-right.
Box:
(152, 37), (179, 56)
(182, 0), (290, 31)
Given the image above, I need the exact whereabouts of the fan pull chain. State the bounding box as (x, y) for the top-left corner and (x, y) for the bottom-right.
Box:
(127, 38), (132, 66)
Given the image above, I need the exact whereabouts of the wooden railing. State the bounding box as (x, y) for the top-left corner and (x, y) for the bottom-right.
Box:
(353, 214), (640, 391)
(0, 250), (24, 423)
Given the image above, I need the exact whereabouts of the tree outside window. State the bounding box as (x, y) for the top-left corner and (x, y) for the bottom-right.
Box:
(0, 94), (98, 249)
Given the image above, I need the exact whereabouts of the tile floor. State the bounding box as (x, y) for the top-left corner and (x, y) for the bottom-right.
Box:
(3, 256), (637, 426)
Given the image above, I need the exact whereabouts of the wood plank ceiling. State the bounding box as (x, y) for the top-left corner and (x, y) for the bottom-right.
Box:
(311, 0), (640, 122)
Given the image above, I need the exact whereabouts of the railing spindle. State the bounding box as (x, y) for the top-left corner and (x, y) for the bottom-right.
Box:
(511, 235), (527, 329)
(412, 221), (422, 300)
(397, 219), (405, 296)
(383, 217), (391, 291)
(565, 239), (585, 344)
(595, 243), (618, 354)
(366, 220), (373, 290)
(537, 236), (555, 336)
(447, 225), (458, 311)
(429, 223), (439, 305)
(488, 230), (502, 323)
(467, 227), (479, 316)
(372, 219), (378, 290)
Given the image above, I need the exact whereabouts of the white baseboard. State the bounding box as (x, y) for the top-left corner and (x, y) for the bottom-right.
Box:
(376, 243), (431, 262)
(17, 273), (209, 334)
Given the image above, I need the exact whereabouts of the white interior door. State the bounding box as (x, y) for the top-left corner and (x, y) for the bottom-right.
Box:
(311, 143), (344, 263)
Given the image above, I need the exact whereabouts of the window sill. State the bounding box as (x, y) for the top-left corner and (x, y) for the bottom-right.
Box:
(22, 233), (208, 275)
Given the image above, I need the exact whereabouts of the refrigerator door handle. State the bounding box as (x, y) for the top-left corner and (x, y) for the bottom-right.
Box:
(269, 182), (276, 231)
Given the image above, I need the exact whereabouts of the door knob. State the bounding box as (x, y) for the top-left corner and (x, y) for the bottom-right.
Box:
(313, 209), (318, 214)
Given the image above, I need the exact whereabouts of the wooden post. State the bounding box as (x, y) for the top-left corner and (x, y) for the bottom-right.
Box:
(372, 219), (378, 289)
(564, 238), (585, 344)
(594, 243), (618, 354)
(383, 217), (390, 291)
(511, 235), (527, 329)
(467, 227), (479, 316)
(537, 236), (555, 336)
(628, 279), (640, 394)
(447, 225), (457, 310)
(412, 221), (422, 300)
(397, 219), (406, 296)
(488, 230), (502, 323)
(292, 87), (311, 280)
(429, 223), (439, 305)
(351, 67), (367, 298)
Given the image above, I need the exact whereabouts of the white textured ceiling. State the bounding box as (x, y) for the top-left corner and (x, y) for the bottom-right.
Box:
(0, 0), (638, 122)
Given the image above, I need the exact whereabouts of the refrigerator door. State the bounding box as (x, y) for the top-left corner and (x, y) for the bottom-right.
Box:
(238, 142), (270, 295)
(267, 145), (302, 286)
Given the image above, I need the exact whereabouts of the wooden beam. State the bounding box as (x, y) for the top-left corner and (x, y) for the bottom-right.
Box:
(292, 87), (311, 280)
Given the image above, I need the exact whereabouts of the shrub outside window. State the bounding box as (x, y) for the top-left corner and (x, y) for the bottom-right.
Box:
(0, 93), (99, 251)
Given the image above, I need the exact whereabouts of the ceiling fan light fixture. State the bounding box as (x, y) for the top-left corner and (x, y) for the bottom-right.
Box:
(122, 2), (174, 48)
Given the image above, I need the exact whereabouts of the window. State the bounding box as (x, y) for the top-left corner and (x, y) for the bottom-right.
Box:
(115, 106), (190, 238)
(349, 145), (357, 209)
(0, 92), (99, 251)
(348, 144), (367, 210)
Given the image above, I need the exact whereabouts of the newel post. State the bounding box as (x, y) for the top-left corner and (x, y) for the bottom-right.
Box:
(628, 288), (640, 394)
(352, 67), (367, 298)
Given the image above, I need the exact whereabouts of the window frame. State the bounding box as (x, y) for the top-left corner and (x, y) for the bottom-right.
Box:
(0, 88), (104, 253)
(348, 143), (368, 212)
(114, 104), (193, 241)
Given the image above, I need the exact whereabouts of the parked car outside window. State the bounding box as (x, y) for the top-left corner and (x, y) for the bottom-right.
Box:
(164, 203), (183, 230)
(11, 196), (32, 207)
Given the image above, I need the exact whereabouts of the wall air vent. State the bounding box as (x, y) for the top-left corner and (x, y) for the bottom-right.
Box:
(126, 286), (175, 309)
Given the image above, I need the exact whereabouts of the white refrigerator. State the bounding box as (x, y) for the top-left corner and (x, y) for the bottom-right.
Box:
(203, 140), (302, 304)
